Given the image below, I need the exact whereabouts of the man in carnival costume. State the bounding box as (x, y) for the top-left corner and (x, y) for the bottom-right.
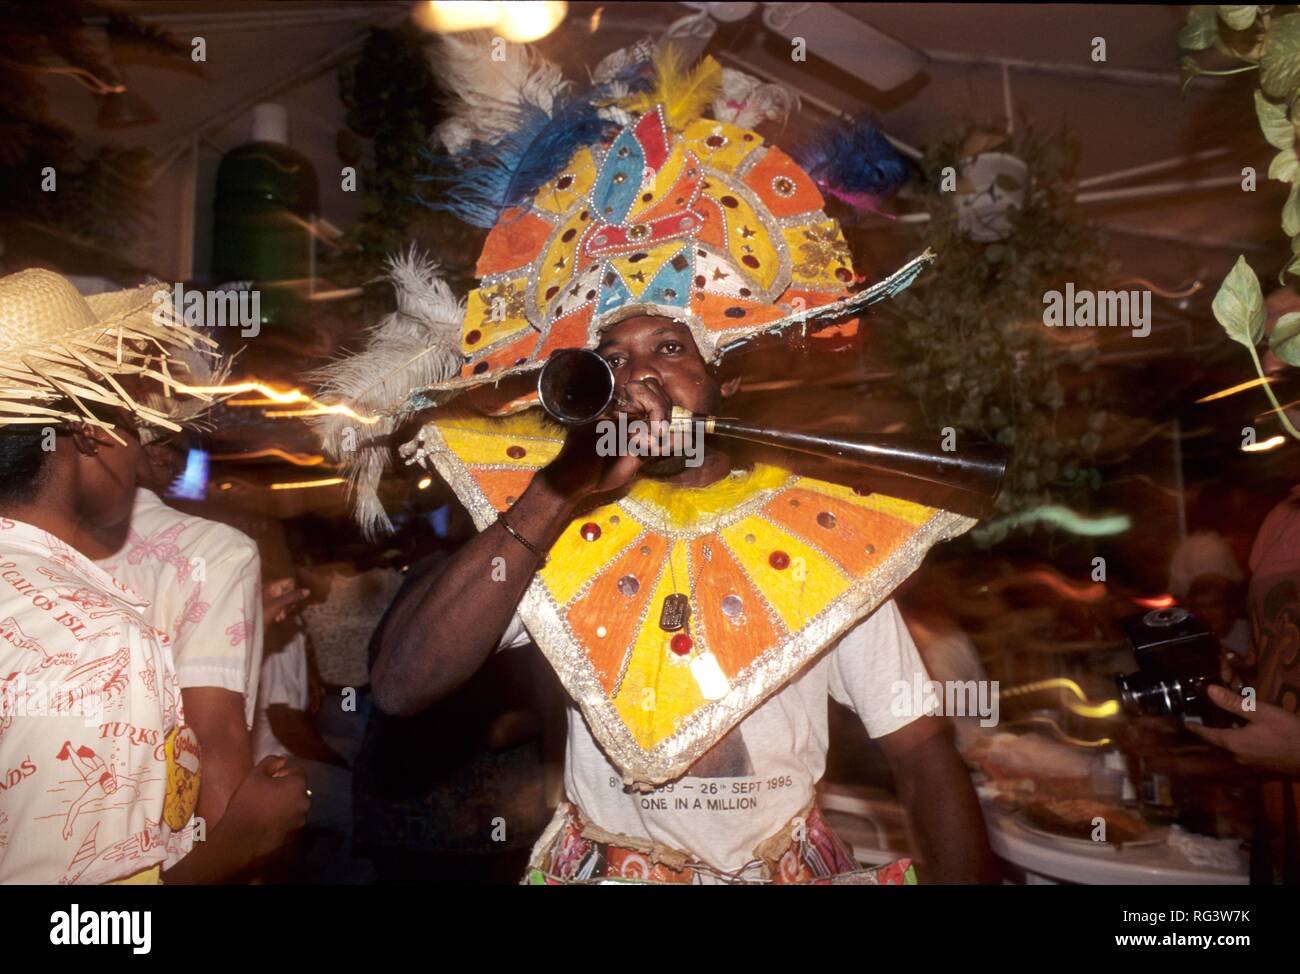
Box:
(314, 35), (999, 884)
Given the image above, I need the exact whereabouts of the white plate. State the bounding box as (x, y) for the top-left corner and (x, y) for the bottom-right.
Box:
(1015, 810), (1168, 852)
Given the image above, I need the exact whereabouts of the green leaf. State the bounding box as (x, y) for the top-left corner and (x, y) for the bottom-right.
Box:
(1271, 311), (1300, 365)
(1257, 90), (1294, 149)
(1278, 253), (1300, 285)
(1285, 182), (1300, 235)
(1261, 13), (1300, 99)
(1180, 56), (1204, 95)
(1218, 5), (1258, 30)
(1271, 147), (1300, 182)
(1179, 5), (1221, 50)
(1211, 255), (1267, 347)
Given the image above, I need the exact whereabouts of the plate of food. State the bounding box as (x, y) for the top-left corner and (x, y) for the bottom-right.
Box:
(1016, 799), (1168, 851)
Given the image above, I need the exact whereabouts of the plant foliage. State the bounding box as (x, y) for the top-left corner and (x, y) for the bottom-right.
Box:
(1181, 5), (1300, 436)
(885, 126), (1111, 546)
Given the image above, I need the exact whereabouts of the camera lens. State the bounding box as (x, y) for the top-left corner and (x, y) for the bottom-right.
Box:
(1116, 671), (1187, 718)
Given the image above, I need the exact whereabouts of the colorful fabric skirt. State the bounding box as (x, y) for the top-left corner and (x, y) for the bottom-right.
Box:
(524, 802), (916, 885)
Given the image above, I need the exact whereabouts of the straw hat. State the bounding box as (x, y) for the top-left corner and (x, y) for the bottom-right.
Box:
(0, 268), (224, 443)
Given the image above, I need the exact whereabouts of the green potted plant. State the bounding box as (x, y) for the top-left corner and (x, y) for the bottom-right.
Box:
(886, 125), (1111, 546)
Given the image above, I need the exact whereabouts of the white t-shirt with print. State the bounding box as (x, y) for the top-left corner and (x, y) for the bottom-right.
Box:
(499, 598), (929, 874)
(0, 518), (183, 884)
(96, 488), (263, 728)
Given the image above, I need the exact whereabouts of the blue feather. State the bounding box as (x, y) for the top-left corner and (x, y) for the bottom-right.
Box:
(601, 49), (656, 95)
(419, 94), (616, 228)
(796, 115), (912, 208)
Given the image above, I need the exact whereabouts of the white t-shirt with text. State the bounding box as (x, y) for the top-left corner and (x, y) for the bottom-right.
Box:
(499, 598), (928, 873)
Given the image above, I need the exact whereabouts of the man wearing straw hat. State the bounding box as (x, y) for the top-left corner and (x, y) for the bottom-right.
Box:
(0, 267), (307, 882)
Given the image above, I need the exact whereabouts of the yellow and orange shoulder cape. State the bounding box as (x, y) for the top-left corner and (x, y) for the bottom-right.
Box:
(402, 410), (974, 786)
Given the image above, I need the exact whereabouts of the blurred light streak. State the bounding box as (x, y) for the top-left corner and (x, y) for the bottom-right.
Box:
(1134, 594), (1176, 609)
(987, 568), (1106, 603)
(1003, 717), (1112, 748)
(996, 505), (1131, 536)
(1114, 276), (1202, 299)
(1196, 376), (1275, 403)
(1001, 677), (1121, 719)
(1105, 473), (1183, 499)
(1242, 435), (1286, 453)
(307, 287), (365, 301)
(210, 448), (329, 467)
(1255, 398), (1300, 422)
(263, 407), (331, 419)
(268, 477), (345, 491)
(179, 380), (381, 425)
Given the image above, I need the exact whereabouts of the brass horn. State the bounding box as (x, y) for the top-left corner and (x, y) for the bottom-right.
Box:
(537, 348), (1009, 518)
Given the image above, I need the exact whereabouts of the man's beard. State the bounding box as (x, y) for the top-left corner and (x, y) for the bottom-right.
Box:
(640, 453), (691, 478)
(620, 374), (724, 480)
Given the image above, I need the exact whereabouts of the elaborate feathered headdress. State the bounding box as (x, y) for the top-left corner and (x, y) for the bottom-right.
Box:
(314, 34), (928, 536)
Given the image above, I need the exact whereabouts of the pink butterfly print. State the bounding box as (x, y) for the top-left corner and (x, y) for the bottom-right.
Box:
(168, 554), (197, 579)
(125, 523), (186, 567)
(172, 586), (210, 640)
(225, 612), (255, 647)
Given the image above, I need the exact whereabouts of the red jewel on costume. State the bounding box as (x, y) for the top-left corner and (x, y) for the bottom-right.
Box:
(769, 550), (790, 570)
(580, 522), (602, 541)
(506, 445), (527, 459)
(670, 633), (693, 656)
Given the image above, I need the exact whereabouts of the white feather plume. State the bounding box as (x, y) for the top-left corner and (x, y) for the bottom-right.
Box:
(711, 68), (799, 129)
(432, 30), (571, 153)
(590, 37), (656, 127)
(309, 248), (465, 538)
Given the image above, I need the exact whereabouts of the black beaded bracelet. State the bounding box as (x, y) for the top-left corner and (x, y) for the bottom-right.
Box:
(497, 514), (548, 566)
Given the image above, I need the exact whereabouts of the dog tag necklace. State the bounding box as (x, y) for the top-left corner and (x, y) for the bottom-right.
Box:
(659, 553), (690, 631)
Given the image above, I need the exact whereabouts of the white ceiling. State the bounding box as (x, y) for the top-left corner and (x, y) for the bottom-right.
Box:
(41, 3), (1272, 296)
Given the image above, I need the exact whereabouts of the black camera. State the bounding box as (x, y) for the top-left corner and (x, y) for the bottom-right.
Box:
(1115, 607), (1235, 728)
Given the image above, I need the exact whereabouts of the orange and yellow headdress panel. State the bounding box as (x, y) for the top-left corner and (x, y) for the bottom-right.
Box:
(454, 102), (929, 388)
(403, 39), (931, 403)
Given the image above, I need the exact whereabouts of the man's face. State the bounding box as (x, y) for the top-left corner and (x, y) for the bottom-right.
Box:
(139, 435), (188, 493)
(597, 315), (723, 416)
(72, 420), (142, 532)
(596, 315), (730, 477)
